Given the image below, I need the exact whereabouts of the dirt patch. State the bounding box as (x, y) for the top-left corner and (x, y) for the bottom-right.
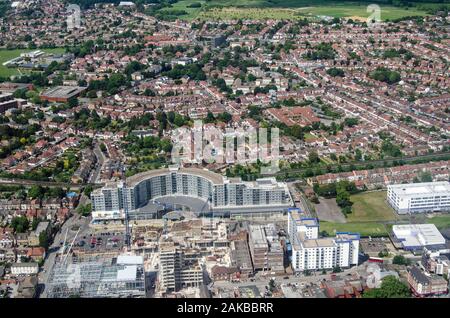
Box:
(314, 197), (346, 223)
(347, 15), (367, 22)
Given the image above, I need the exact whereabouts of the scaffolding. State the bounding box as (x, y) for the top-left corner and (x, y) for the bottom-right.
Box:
(47, 254), (146, 298)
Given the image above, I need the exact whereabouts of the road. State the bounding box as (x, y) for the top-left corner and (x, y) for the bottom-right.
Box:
(38, 213), (92, 298)
(288, 182), (314, 217)
(88, 143), (106, 184)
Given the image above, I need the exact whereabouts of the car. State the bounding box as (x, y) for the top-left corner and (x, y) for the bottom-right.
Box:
(283, 276), (289, 280)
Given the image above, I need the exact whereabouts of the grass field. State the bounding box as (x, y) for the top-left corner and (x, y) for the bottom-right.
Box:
(304, 132), (317, 142)
(318, 191), (396, 236)
(347, 191), (396, 222)
(320, 221), (388, 236)
(0, 48), (66, 78)
(197, 5), (429, 21)
(319, 191), (450, 236)
(163, 0), (436, 21)
(160, 0), (206, 20)
(426, 215), (450, 230)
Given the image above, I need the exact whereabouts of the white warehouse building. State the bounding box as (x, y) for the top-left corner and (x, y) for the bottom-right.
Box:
(392, 224), (446, 251)
(287, 208), (360, 272)
(387, 181), (450, 214)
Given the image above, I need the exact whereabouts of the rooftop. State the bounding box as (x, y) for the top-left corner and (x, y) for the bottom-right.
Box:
(388, 181), (450, 197)
(393, 224), (446, 248)
(40, 86), (86, 99)
(126, 166), (224, 186)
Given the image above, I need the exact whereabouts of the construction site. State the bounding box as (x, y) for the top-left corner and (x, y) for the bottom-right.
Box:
(46, 253), (146, 298)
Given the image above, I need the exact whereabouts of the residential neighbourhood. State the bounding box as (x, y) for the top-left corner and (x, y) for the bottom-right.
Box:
(0, 0), (449, 302)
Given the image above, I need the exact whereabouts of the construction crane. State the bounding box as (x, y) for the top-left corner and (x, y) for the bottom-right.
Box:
(60, 228), (69, 255)
(122, 167), (131, 251)
(62, 227), (80, 265)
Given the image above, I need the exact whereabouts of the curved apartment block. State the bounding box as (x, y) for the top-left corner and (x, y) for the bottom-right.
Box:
(91, 165), (293, 220)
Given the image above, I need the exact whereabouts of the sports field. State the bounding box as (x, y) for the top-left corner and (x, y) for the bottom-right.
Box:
(318, 191), (396, 237)
(0, 48), (65, 78)
(347, 191), (396, 222)
(319, 221), (388, 237)
(164, 0), (434, 21)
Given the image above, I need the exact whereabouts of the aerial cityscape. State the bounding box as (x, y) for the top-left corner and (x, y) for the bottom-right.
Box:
(0, 0), (449, 302)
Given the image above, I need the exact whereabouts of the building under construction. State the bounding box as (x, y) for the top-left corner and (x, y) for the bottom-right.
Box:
(46, 254), (146, 298)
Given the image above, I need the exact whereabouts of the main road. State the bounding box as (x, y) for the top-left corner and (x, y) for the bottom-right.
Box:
(38, 209), (92, 298)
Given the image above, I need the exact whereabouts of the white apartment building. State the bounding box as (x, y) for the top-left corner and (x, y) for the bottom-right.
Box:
(288, 208), (360, 272)
(387, 181), (450, 214)
(392, 224), (446, 251)
(10, 262), (39, 276)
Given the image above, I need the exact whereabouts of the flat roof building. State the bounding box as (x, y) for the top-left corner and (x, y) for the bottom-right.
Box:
(387, 181), (450, 214)
(392, 224), (446, 251)
(248, 224), (284, 272)
(0, 93), (19, 114)
(40, 86), (86, 103)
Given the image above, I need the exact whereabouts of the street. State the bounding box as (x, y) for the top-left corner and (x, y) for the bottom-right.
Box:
(38, 212), (92, 298)
(89, 143), (106, 184)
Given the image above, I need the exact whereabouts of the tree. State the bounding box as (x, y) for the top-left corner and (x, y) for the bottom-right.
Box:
(308, 151), (320, 164)
(31, 217), (40, 231)
(11, 216), (30, 233)
(77, 204), (91, 217)
(84, 185), (93, 197)
(99, 143), (107, 152)
(39, 231), (50, 249)
(378, 250), (389, 258)
(332, 266), (342, 273)
(326, 67), (345, 77)
(363, 276), (411, 298)
(28, 185), (44, 199)
(392, 255), (409, 265)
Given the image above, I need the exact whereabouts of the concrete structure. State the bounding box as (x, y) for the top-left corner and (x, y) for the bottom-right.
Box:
(11, 263), (39, 276)
(248, 224), (284, 272)
(47, 254), (146, 298)
(159, 243), (204, 292)
(0, 93), (19, 113)
(230, 240), (254, 277)
(387, 181), (450, 214)
(91, 166), (293, 220)
(392, 224), (446, 251)
(288, 208), (360, 272)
